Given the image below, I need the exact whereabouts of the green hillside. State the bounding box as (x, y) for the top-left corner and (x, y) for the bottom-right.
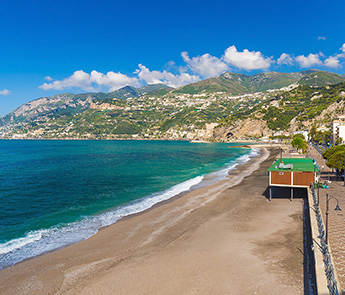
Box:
(173, 70), (331, 95)
(256, 82), (345, 130)
(1, 71), (345, 140)
(298, 71), (344, 87)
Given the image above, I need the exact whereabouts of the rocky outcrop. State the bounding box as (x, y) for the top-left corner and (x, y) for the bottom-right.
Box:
(89, 101), (123, 110)
(213, 119), (272, 139)
(289, 100), (345, 132)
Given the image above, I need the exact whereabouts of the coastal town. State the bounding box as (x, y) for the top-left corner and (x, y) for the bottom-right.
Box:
(2, 0), (345, 294)
(1, 70), (345, 142)
(1, 71), (345, 294)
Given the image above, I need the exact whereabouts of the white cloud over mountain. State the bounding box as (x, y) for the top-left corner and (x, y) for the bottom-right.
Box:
(324, 56), (341, 68)
(295, 53), (322, 68)
(0, 89), (11, 95)
(277, 53), (294, 66)
(181, 51), (229, 78)
(135, 64), (200, 87)
(40, 70), (95, 91)
(222, 46), (273, 70)
(40, 70), (140, 92)
(39, 43), (345, 92)
(90, 71), (140, 91)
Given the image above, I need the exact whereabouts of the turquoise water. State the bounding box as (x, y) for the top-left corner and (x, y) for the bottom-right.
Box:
(0, 140), (253, 269)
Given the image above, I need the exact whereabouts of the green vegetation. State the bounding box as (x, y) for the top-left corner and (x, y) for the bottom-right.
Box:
(335, 137), (344, 145)
(323, 145), (345, 172)
(262, 106), (295, 130)
(323, 145), (345, 159)
(309, 125), (332, 144)
(293, 133), (305, 140)
(1, 70), (345, 140)
(174, 70), (344, 96)
(298, 71), (344, 87)
(291, 136), (307, 153)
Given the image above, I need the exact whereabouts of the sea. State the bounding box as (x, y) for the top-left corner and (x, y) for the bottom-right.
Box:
(0, 140), (257, 269)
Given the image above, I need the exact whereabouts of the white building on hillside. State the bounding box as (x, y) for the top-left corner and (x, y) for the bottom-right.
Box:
(332, 115), (345, 144)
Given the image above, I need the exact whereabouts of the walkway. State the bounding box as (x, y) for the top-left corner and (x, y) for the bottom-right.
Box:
(309, 145), (345, 294)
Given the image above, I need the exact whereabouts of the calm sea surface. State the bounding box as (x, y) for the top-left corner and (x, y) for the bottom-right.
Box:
(0, 140), (254, 269)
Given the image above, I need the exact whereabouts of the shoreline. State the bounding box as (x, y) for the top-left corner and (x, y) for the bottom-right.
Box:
(0, 137), (284, 145)
(0, 147), (304, 294)
(0, 147), (256, 271)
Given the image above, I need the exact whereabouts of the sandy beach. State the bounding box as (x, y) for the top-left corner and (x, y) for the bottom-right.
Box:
(0, 148), (304, 295)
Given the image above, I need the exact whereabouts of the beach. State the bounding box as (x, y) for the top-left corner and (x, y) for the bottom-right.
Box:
(0, 147), (304, 294)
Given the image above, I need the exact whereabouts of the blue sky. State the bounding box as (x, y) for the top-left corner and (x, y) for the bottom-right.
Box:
(1, 0), (345, 116)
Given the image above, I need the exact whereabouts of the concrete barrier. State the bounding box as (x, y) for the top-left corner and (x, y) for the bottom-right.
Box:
(307, 188), (341, 294)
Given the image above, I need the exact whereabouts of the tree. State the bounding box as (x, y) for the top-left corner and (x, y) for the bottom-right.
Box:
(326, 150), (345, 171)
(293, 133), (305, 140)
(291, 137), (307, 153)
(309, 124), (331, 144)
(336, 137), (344, 145)
(309, 125), (317, 140)
(323, 145), (345, 160)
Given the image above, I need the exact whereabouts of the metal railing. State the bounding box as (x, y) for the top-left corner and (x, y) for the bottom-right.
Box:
(310, 184), (339, 295)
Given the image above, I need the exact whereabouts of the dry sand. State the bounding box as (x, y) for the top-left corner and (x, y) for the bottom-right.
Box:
(0, 148), (304, 295)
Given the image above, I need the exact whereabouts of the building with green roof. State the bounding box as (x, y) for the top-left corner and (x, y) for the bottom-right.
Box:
(268, 157), (319, 201)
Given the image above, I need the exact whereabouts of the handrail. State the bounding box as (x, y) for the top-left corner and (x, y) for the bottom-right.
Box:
(310, 184), (339, 294)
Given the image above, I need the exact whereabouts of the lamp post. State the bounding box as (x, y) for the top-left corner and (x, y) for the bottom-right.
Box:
(317, 180), (320, 205)
(313, 161), (320, 204)
(325, 193), (342, 244)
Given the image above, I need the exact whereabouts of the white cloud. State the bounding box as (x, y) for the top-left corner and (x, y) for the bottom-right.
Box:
(181, 51), (229, 78)
(222, 45), (273, 70)
(39, 70), (94, 91)
(340, 43), (345, 53)
(90, 70), (139, 92)
(323, 45), (345, 68)
(324, 56), (341, 68)
(135, 64), (200, 88)
(277, 53), (294, 66)
(0, 89), (11, 95)
(295, 53), (322, 68)
(318, 36), (327, 40)
(38, 43), (345, 93)
(39, 70), (139, 92)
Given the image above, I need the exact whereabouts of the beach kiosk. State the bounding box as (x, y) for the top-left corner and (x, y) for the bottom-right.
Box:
(267, 158), (319, 201)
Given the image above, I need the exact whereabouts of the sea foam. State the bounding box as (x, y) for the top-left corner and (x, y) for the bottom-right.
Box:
(0, 147), (259, 270)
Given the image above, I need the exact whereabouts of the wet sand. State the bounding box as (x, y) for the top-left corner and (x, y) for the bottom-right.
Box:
(0, 148), (304, 294)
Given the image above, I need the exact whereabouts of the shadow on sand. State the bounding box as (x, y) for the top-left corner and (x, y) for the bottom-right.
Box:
(262, 186), (308, 201)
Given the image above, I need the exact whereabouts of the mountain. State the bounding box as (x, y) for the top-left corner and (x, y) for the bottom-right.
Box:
(95, 83), (173, 100)
(0, 93), (93, 127)
(105, 83), (172, 100)
(298, 71), (344, 87)
(1, 71), (345, 140)
(245, 72), (302, 92)
(173, 70), (344, 95)
(107, 86), (141, 99)
(172, 72), (250, 95)
(138, 83), (173, 95)
(0, 84), (172, 127)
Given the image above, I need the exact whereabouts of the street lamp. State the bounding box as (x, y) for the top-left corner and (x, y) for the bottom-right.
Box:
(313, 161), (320, 204)
(325, 193), (342, 244)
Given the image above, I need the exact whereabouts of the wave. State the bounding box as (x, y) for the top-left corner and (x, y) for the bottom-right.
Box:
(0, 148), (259, 270)
(199, 147), (260, 186)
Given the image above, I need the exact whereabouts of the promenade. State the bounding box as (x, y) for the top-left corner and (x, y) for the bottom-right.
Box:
(309, 145), (345, 294)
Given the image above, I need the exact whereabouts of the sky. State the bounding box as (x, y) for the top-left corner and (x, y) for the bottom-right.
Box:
(1, 0), (345, 116)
